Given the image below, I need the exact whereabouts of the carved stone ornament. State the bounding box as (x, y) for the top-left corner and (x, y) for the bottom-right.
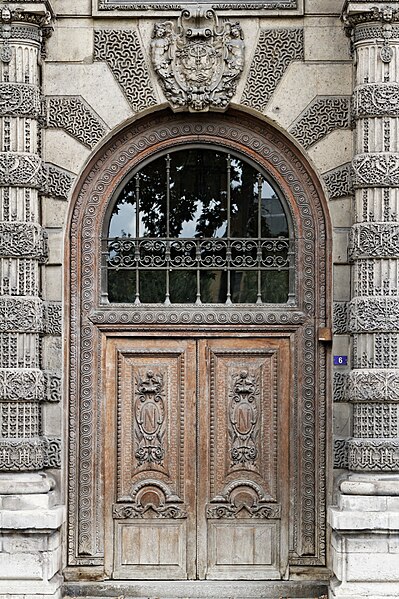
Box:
(241, 28), (304, 112)
(348, 438), (399, 472)
(347, 368), (399, 402)
(0, 297), (43, 333)
(94, 29), (156, 113)
(42, 436), (61, 468)
(46, 96), (107, 149)
(353, 83), (399, 119)
(333, 302), (349, 335)
(333, 372), (349, 403)
(0, 152), (43, 188)
(334, 438), (349, 469)
(43, 163), (75, 201)
(0, 437), (61, 471)
(289, 96), (351, 149)
(353, 333), (399, 369)
(353, 153), (399, 187)
(44, 301), (62, 336)
(151, 8), (244, 112)
(0, 222), (47, 262)
(0, 83), (41, 117)
(343, 4), (399, 30)
(322, 163), (353, 199)
(349, 223), (399, 260)
(353, 403), (399, 438)
(97, 0), (298, 12)
(0, 368), (45, 402)
(349, 297), (399, 333)
(0, 438), (45, 471)
(43, 371), (61, 403)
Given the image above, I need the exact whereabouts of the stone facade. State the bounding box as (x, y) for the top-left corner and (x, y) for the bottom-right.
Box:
(0, 0), (397, 598)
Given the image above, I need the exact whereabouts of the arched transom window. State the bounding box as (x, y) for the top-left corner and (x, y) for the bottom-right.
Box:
(104, 147), (294, 305)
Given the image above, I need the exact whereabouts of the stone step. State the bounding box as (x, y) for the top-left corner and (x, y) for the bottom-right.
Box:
(63, 580), (328, 599)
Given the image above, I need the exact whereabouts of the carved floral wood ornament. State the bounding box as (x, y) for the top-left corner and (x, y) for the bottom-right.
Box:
(151, 8), (244, 112)
(66, 110), (331, 574)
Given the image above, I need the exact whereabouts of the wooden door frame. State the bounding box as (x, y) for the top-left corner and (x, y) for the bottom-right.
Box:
(102, 331), (292, 580)
(64, 108), (332, 580)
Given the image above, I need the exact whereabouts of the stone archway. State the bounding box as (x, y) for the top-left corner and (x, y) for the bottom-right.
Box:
(64, 109), (332, 589)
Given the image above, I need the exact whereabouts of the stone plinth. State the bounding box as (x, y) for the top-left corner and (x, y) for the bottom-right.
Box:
(0, 473), (64, 599)
(329, 475), (399, 599)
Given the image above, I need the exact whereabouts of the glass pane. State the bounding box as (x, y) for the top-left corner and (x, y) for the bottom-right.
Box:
(230, 158), (258, 238)
(169, 150), (228, 238)
(261, 271), (289, 303)
(108, 270), (136, 303)
(108, 179), (137, 237)
(261, 180), (289, 237)
(139, 270), (166, 303)
(106, 147), (292, 305)
(231, 271), (258, 303)
(170, 271), (197, 303)
(138, 157), (167, 237)
(200, 270), (227, 303)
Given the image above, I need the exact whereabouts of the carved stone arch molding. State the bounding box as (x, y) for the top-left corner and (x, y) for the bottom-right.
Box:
(65, 109), (332, 576)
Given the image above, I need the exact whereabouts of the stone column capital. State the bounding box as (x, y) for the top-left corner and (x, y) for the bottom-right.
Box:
(0, 2), (54, 27)
(342, 1), (399, 30)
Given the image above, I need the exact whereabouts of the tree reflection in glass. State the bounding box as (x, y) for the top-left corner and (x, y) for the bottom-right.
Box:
(106, 148), (291, 304)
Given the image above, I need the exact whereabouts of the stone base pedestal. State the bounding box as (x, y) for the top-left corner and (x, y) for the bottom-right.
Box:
(0, 473), (65, 599)
(329, 476), (399, 599)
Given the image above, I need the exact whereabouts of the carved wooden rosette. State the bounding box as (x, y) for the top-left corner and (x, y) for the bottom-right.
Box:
(66, 110), (331, 574)
(0, 6), (59, 472)
(344, 5), (399, 472)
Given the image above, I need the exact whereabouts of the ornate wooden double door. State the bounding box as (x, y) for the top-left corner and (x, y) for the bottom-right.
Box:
(104, 334), (290, 580)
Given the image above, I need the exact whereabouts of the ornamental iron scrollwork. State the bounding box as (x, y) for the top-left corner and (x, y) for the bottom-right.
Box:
(151, 8), (244, 112)
(108, 237), (290, 270)
(229, 369), (259, 466)
(134, 370), (165, 465)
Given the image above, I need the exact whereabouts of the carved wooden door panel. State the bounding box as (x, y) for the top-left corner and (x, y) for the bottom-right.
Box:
(104, 335), (290, 581)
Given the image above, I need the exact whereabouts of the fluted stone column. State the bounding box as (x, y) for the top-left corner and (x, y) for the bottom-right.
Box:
(329, 3), (399, 598)
(0, 3), (64, 598)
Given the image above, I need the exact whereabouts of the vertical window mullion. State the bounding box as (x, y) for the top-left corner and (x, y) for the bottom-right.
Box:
(135, 173), (140, 304)
(165, 154), (171, 305)
(226, 154), (232, 305)
(256, 173), (263, 304)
